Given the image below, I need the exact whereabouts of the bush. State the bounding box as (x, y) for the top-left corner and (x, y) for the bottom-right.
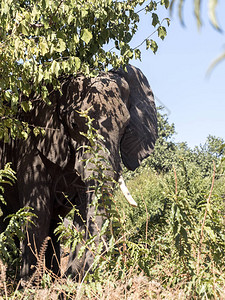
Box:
(114, 155), (225, 298)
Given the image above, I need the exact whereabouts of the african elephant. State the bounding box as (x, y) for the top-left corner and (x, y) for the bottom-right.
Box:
(0, 65), (157, 280)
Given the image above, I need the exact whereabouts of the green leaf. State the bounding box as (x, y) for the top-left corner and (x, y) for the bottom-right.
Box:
(204, 226), (216, 242)
(151, 41), (158, 54)
(207, 51), (225, 75)
(68, 14), (74, 24)
(146, 1), (157, 11)
(73, 34), (79, 44)
(42, 0), (50, 9)
(37, 67), (44, 83)
(178, 0), (185, 26)
(146, 39), (158, 54)
(74, 57), (81, 70)
(43, 69), (50, 80)
(165, 17), (170, 26)
(81, 7), (89, 18)
(33, 127), (40, 136)
(20, 24), (29, 35)
(161, 0), (170, 9)
(152, 13), (159, 27)
(157, 26), (167, 40)
(194, 0), (202, 28)
(41, 86), (49, 99)
(208, 0), (220, 30)
(40, 128), (46, 136)
(21, 131), (29, 139)
(21, 101), (32, 113)
(124, 32), (132, 43)
(14, 38), (20, 51)
(134, 49), (141, 60)
(81, 29), (93, 44)
(56, 38), (66, 52)
(62, 60), (69, 72)
(39, 41), (49, 55)
(50, 60), (60, 77)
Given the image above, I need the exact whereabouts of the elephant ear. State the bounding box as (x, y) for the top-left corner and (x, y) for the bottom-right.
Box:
(116, 65), (158, 171)
(30, 91), (70, 168)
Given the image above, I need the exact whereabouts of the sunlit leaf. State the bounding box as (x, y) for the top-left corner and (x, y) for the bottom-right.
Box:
(149, 39), (158, 54)
(56, 38), (66, 52)
(33, 127), (40, 136)
(208, 0), (220, 30)
(39, 41), (49, 55)
(81, 29), (93, 44)
(152, 13), (159, 27)
(161, 0), (170, 9)
(194, 0), (202, 28)
(51, 60), (60, 77)
(207, 51), (225, 75)
(74, 57), (81, 70)
(21, 101), (32, 113)
(157, 26), (167, 40)
(0, 0), (169, 140)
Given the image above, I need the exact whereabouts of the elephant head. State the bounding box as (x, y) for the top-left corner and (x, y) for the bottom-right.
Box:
(32, 65), (157, 182)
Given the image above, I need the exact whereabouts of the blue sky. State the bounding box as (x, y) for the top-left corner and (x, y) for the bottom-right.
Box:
(130, 1), (225, 148)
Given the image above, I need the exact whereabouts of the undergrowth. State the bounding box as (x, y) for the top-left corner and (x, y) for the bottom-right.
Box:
(0, 112), (225, 299)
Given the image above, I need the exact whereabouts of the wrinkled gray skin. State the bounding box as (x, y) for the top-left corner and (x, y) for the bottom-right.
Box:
(0, 65), (157, 280)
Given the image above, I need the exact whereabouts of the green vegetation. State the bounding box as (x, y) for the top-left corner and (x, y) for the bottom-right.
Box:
(170, 0), (222, 30)
(114, 109), (225, 298)
(1, 0), (225, 298)
(0, 0), (169, 141)
(1, 109), (225, 299)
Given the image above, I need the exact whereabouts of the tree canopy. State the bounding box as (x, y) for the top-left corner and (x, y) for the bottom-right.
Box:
(0, 0), (169, 141)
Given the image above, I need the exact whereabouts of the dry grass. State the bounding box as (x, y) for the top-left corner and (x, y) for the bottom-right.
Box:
(1, 235), (225, 299)
(1, 241), (225, 299)
(1, 260), (225, 300)
(0, 263), (188, 300)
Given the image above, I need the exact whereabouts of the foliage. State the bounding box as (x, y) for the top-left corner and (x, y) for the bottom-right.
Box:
(114, 159), (225, 298)
(78, 109), (114, 207)
(139, 108), (224, 177)
(170, 0), (225, 72)
(0, 164), (35, 278)
(0, 0), (170, 141)
(0, 163), (16, 208)
(0, 207), (36, 278)
(1, 110), (225, 299)
(116, 109), (225, 297)
(55, 109), (225, 298)
(170, 0), (221, 30)
(192, 135), (225, 176)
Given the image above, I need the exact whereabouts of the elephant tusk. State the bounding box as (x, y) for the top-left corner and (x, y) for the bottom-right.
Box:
(118, 176), (137, 207)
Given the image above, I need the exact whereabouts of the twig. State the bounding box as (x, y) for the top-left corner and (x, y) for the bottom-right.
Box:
(141, 193), (149, 250)
(0, 259), (8, 300)
(26, 229), (38, 258)
(93, 219), (109, 251)
(173, 165), (178, 197)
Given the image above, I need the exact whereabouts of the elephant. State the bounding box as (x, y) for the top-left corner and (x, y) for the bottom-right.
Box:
(0, 65), (157, 281)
